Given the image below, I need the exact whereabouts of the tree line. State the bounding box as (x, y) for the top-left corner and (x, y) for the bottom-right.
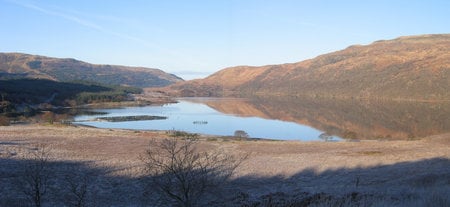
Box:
(0, 78), (143, 116)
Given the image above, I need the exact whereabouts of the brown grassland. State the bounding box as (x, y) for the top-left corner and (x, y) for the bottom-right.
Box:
(1, 124), (449, 206)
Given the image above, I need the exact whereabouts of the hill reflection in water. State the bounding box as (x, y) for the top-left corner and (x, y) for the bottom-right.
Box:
(196, 97), (450, 140)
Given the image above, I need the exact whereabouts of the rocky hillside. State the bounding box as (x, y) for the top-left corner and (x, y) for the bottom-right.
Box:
(169, 34), (450, 100)
(0, 53), (183, 88)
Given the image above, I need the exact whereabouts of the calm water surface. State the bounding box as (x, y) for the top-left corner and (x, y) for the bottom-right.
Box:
(74, 97), (450, 141)
(74, 98), (341, 141)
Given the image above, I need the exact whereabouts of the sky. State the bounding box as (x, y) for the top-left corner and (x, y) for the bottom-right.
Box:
(1, 0), (449, 80)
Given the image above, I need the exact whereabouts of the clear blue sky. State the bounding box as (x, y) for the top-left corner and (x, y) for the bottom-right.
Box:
(1, 0), (449, 79)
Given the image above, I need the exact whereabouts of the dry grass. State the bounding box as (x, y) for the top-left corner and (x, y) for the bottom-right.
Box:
(1, 124), (449, 206)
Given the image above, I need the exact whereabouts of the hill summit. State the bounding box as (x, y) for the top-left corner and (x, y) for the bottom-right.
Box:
(168, 34), (450, 100)
(0, 53), (183, 88)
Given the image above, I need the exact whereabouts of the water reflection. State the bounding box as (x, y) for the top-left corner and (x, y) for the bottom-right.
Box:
(74, 99), (341, 141)
(72, 97), (450, 141)
(198, 97), (450, 140)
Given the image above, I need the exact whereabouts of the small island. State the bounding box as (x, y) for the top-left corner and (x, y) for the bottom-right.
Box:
(94, 115), (167, 122)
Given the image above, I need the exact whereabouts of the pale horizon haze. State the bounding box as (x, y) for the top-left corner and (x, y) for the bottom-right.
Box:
(1, 0), (449, 80)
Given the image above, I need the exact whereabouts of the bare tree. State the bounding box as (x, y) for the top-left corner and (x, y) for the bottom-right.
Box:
(142, 137), (246, 207)
(17, 144), (53, 207)
(62, 168), (93, 207)
(234, 130), (249, 138)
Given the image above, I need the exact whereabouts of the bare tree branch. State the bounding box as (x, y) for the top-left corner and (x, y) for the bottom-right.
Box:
(17, 144), (53, 207)
(142, 137), (247, 207)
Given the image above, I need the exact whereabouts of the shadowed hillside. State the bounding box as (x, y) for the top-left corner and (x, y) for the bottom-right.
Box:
(168, 34), (450, 100)
(0, 79), (142, 117)
(0, 53), (183, 88)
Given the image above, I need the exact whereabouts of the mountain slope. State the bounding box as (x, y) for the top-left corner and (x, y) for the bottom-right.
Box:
(169, 34), (450, 100)
(0, 53), (183, 88)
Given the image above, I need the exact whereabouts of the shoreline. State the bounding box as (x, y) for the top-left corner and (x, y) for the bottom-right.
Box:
(1, 123), (448, 174)
(1, 124), (449, 205)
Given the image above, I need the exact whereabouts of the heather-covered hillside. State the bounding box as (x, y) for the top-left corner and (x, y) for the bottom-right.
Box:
(168, 34), (450, 100)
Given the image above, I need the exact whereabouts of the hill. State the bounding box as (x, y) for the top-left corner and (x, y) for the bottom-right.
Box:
(0, 53), (183, 88)
(168, 34), (450, 100)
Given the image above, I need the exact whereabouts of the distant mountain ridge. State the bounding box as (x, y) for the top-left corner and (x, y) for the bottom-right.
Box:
(0, 53), (183, 88)
(168, 34), (450, 100)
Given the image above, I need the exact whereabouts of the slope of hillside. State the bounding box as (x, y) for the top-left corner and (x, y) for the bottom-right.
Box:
(166, 65), (278, 97)
(169, 34), (450, 100)
(0, 53), (183, 88)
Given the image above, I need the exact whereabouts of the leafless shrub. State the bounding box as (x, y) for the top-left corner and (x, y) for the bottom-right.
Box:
(142, 137), (247, 207)
(61, 167), (95, 207)
(16, 144), (53, 207)
(234, 130), (249, 138)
